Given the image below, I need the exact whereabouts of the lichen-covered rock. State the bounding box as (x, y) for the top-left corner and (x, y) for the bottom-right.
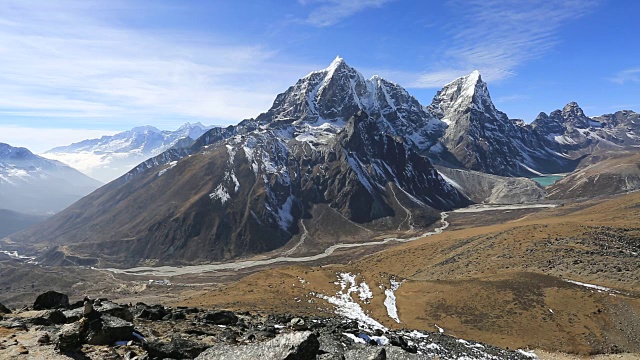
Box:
(203, 310), (238, 325)
(146, 335), (210, 359)
(196, 331), (320, 360)
(83, 315), (134, 345)
(56, 322), (82, 352)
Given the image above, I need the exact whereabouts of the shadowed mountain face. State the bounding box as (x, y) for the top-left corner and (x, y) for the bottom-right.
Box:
(427, 71), (577, 176)
(0, 143), (102, 215)
(12, 109), (468, 266)
(0, 209), (47, 238)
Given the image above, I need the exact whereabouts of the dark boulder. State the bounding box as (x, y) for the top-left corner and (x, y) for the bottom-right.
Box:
(29, 309), (67, 325)
(203, 310), (238, 325)
(196, 331), (320, 360)
(146, 335), (209, 359)
(33, 291), (69, 310)
(56, 322), (83, 352)
(94, 300), (134, 322)
(83, 315), (134, 346)
(62, 308), (84, 323)
(171, 311), (187, 320)
(135, 304), (170, 321)
(0, 302), (11, 314)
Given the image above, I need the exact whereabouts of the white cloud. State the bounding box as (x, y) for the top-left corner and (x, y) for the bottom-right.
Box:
(410, 0), (600, 88)
(299, 0), (394, 27)
(610, 68), (640, 84)
(0, 126), (119, 153)
(0, 1), (313, 127)
(495, 94), (530, 104)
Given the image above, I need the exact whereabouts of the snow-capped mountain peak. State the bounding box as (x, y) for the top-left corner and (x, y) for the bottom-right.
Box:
(257, 57), (442, 153)
(42, 122), (214, 183)
(427, 70), (496, 126)
(0, 142), (101, 214)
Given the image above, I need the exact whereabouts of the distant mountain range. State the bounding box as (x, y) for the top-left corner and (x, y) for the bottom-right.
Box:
(0, 143), (102, 215)
(9, 57), (640, 266)
(42, 122), (214, 183)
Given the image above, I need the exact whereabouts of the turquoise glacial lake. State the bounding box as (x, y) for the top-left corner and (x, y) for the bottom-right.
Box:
(530, 175), (564, 187)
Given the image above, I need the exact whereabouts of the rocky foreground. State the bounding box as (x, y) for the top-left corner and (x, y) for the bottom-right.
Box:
(0, 291), (539, 359)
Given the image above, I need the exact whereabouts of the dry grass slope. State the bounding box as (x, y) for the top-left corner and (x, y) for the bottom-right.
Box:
(178, 191), (640, 356)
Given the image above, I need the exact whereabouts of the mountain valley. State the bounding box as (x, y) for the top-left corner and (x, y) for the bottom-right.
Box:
(1, 57), (640, 359)
(7, 58), (640, 268)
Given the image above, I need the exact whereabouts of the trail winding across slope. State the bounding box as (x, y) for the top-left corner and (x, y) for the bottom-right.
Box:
(103, 203), (556, 277)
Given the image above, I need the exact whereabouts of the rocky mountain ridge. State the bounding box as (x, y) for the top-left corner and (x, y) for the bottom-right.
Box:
(532, 102), (640, 155)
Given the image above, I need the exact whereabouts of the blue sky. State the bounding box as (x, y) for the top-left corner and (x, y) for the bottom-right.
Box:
(0, 0), (638, 152)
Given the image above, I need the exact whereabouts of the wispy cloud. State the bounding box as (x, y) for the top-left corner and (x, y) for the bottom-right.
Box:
(609, 68), (640, 84)
(299, 0), (394, 27)
(410, 0), (600, 88)
(495, 94), (530, 104)
(0, 1), (313, 128)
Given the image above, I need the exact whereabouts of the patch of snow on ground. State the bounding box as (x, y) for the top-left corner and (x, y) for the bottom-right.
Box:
(316, 273), (386, 330)
(517, 349), (538, 358)
(225, 144), (236, 164)
(342, 333), (366, 344)
(371, 335), (389, 346)
(209, 184), (230, 204)
(358, 282), (373, 303)
(565, 279), (620, 294)
(157, 161), (178, 176)
(384, 278), (402, 323)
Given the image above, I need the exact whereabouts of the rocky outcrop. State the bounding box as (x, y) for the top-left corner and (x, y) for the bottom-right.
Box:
(0, 292), (537, 360)
(0, 302), (10, 314)
(196, 331), (320, 360)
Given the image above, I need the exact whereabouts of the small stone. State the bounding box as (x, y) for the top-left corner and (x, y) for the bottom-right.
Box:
(290, 317), (307, 330)
(83, 301), (93, 316)
(0, 303), (11, 314)
(203, 310), (238, 325)
(37, 333), (51, 344)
